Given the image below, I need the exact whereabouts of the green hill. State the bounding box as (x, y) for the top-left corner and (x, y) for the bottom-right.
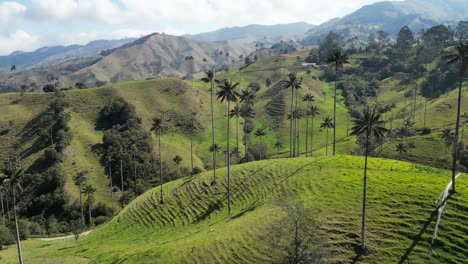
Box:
(0, 156), (466, 263)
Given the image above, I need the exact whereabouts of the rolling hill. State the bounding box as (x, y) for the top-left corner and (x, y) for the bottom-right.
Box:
(0, 156), (466, 263)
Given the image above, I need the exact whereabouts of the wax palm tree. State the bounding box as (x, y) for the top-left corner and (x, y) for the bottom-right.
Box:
(406, 141), (416, 154)
(443, 40), (468, 193)
(0, 163), (24, 264)
(254, 128), (267, 159)
(229, 105), (242, 164)
(440, 128), (453, 155)
(82, 184), (96, 227)
(284, 73), (302, 157)
(350, 106), (388, 251)
(173, 155), (183, 176)
(320, 116), (334, 156)
(11, 65), (18, 102)
(209, 144), (221, 163)
(201, 70), (217, 184)
(302, 94), (315, 157)
(216, 79), (239, 215)
(274, 140), (283, 158)
(327, 49), (349, 155)
(308, 106), (320, 157)
(150, 116), (166, 203)
(239, 88), (256, 106)
(189, 112), (197, 175)
(73, 170), (88, 225)
(395, 143), (407, 160)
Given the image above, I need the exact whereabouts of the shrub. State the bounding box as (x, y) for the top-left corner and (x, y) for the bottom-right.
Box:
(0, 225), (15, 250)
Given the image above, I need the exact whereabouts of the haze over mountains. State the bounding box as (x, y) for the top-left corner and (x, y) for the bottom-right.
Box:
(0, 0), (467, 89)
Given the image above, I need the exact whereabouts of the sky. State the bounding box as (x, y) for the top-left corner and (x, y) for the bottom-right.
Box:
(0, 0), (396, 55)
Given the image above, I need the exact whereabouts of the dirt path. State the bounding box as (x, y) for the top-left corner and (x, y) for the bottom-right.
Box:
(35, 229), (94, 241)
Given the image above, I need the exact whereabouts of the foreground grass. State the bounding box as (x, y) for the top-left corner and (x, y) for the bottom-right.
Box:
(1, 156), (466, 263)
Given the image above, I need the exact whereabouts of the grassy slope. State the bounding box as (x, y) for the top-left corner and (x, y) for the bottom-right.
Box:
(0, 156), (466, 263)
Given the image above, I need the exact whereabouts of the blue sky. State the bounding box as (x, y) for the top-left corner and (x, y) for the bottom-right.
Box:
(0, 0), (398, 55)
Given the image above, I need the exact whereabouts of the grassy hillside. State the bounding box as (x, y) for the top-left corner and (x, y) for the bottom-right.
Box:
(0, 156), (466, 263)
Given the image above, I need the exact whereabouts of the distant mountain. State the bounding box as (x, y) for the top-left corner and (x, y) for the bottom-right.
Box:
(0, 38), (136, 72)
(302, 0), (468, 44)
(0, 33), (255, 90)
(187, 22), (315, 42)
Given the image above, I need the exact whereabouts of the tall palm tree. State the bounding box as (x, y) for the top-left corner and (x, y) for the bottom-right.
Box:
(302, 94), (315, 157)
(284, 73), (302, 157)
(173, 155), (183, 176)
(11, 65), (18, 103)
(443, 40), (468, 193)
(216, 79), (240, 215)
(201, 70), (217, 184)
(239, 88), (256, 106)
(0, 163), (24, 264)
(440, 128), (453, 155)
(254, 128), (267, 159)
(308, 106), (320, 157)
(229, 105), (242, 164)
(327, 49), (349, 155)
(274, 140), (283, 158)
(320, 116), (334, 156)
(395, 143), (407, 160)
(106, 156), (114, 214)
(82, 184), (96, 227)
(73, 171), (88, 225)
(150, 116), (166, 203)
(350, 107), (388, 251)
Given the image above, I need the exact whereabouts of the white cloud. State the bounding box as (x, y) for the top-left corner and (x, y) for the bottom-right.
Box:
(0, 29), (40, 55)
(0, 1), (26, 25)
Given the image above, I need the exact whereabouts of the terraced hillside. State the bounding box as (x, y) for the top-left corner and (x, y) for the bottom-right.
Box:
(0, 156), (466, 263)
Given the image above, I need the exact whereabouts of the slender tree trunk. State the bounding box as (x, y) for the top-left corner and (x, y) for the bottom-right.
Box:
(290, 87), (294, 157)
(6, 195), (10, 222)
(133, 153), (137, 196)
(159, 132), (164, 203)
(236, 116), (239, 164)
(120, 159), (124, 193)
(305, 114), (309, 157)
(333, 66), (338, 155)
(79, 181), (84, 225)
(109, 165), (114, 214)
(0, 191), (4, 225)
(361, 132), (370, 251)
(227, 101), (231, 215)
(88, 198), (92, 227)
(297, 118), (300, 156)
(311, 118), (314, 157)
(413, 83), (417, 122)
(326, 128), (329, 156)
(190, 128), (194, 175)
(423, 99), (428, 129)
(211, 81), (217, 184)
(451, 77), (463, 193)
(13, 189), (23, 264)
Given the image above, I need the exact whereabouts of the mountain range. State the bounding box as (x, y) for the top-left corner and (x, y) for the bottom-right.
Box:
(0, 0), (467, 90)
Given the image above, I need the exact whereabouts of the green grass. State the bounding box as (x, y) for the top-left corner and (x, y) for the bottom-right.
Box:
(0, 155), (466, 263)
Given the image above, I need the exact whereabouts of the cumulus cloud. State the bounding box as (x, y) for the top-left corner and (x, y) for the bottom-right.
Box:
(0, 30), (41, 55)
(0, 1), (26, 25)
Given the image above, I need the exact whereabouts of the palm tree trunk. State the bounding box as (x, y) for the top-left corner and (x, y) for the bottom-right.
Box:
(211, 82), (217, 184)
(88, 198), (92, 227)
(159, 132), (164, 203)
(305, 115), (309, 157)
(227, 101), (231, 215)
(423, 99), (428, 129)
(236, 116), (239, 164)
(333, 66), (338, 156)
(6, 195), (10, 222)
(311, 117), (314, 157)
(451, 77), (463, 193)
(109, 165), (114, 214)
(133, 154), (137, 195)
(0, 191), (5, 224)
(413, 83), (417, 121)
(361, 132), (370, 251)
(79, 181), (84, 225)
(326, 128), (329, 156)
(13, 189), (23, 264)
(120, 159), (124, 193)
(190, 130), (194, 175)
(290, 87), (294, 157)
(297, 119), (300, 156)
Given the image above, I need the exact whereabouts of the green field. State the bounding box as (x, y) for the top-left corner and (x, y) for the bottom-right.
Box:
(0, 155), (466, 263)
